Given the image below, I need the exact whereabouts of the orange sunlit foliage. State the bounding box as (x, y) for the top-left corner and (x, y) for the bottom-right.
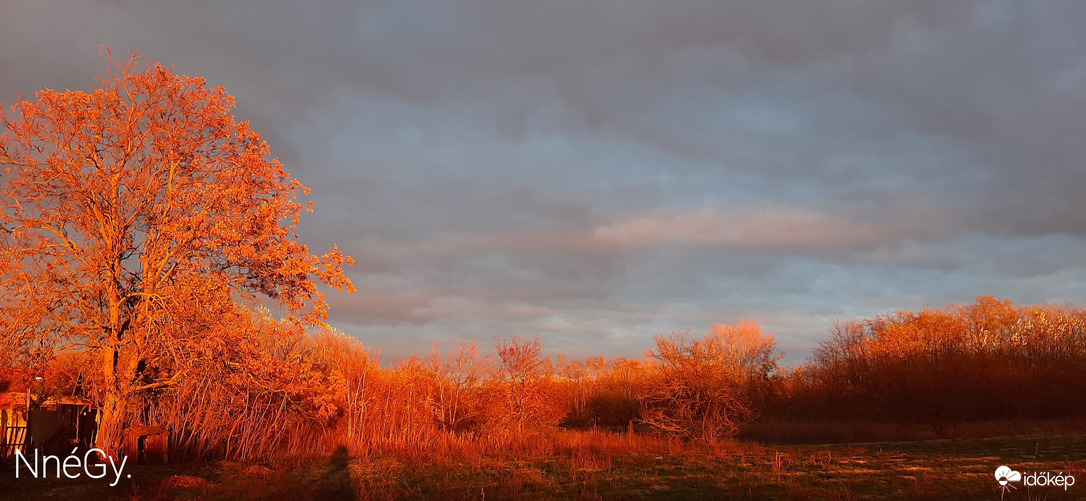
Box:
(640, 321), (780, 442)
(144, 309), (339, 460)
(0, 51), (354, 456)
(557, 355), (645, 429)
(311, 328), (383, 445)
(485, 337), (568, 438)
(424, 336), (491, 434)
(762, 296), (1086, 437)
(7, 298), (785, 460)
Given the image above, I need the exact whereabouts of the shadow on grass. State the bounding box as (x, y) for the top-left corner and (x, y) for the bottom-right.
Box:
(314, 445), (357, 501)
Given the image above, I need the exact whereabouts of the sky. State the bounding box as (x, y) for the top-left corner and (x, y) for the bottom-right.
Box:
(2, 1), (1086, 365)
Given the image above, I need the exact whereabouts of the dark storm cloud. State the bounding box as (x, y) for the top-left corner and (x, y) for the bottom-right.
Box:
(3, 1), (1086, 364)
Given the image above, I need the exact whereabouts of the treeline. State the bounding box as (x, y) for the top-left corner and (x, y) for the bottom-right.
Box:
(144, 317), (779, 459)
(15, 295), (1086, 461)
(764, 295), (1086, 436)
(21, 315), (779, 460)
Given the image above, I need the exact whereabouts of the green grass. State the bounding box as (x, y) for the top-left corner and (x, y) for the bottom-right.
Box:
(2, 433), (1084, 500)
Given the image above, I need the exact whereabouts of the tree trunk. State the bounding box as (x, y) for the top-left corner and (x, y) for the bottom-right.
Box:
(96, 389), (127, 458)
(95, 278), (130, 459)
(95, 344), (129, 459)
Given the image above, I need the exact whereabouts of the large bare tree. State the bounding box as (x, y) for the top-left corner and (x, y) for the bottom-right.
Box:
(0, 52), (354, 456)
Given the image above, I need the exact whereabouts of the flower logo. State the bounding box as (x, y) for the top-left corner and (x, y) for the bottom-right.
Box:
(995, 466), (1022, 486)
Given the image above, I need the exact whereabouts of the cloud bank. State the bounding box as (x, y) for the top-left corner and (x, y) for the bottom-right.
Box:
(3, 1), (1086, 364)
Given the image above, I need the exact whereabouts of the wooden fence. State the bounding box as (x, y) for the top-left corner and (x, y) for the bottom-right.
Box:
(1, 425), (27, 457)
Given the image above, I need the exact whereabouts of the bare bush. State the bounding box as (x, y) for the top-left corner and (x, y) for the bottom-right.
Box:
(640, 321), (780, 442)
(424, 336), (492, 434)
(485, 337), (568, 439)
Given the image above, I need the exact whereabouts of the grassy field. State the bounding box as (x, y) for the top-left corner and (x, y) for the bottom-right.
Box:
(2, 431), (1084, 500)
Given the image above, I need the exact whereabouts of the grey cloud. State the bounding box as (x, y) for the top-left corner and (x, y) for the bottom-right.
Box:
(4, 1), (1086, 365)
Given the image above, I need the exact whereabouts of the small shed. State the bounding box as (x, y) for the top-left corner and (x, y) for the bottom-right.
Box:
(1, 369), (99, 457)
(125, 425), (170, 464)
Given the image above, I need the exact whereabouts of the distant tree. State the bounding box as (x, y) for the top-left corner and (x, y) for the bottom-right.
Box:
(487, 336), (567, 437)
(808, 318), (872, 418)
(424, 336), (491, 433)
(964, 295), (1018, 351)
(0, 51), (354, 456)
(779, 296), (1086, 434)
(641, 321), (780, 442)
